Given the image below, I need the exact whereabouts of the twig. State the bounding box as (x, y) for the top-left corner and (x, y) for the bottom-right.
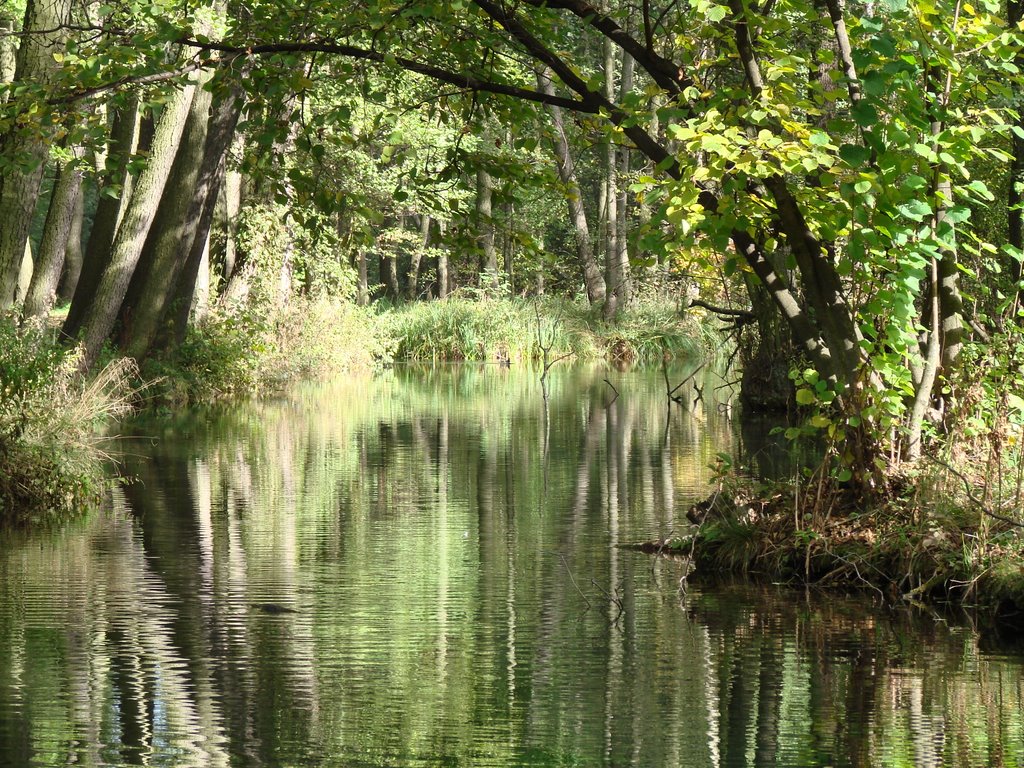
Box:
(556, 553), (591, 609)
(603, 378), (619, 405)
(667, 361), (706, 401)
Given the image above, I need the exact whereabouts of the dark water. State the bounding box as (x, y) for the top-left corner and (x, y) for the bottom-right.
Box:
(1, 364), (1022, 767)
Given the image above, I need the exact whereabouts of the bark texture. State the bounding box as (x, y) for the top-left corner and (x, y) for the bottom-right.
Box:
(64, 96), (141, 338)
(536, 68), (605, 304)
(23, 151), (85, 318)
(75, 79), (198, 371)
(0, 0), (74, 308)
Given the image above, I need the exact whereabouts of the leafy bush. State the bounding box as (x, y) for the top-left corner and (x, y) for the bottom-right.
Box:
(147, 298), (392, 405)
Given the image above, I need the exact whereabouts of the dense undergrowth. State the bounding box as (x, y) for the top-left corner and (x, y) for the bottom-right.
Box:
(147, 295), (711, 405)
(143, 298), (392, 405)
(384, 294), (713, 363)
(1, 295), (707, 523)
(0, 319), (136, 526)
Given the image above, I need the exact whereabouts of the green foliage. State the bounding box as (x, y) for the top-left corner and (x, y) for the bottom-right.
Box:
(148, 299), (392, 404)
(0, 319), (135, 526)
(384, 295), (710, 363)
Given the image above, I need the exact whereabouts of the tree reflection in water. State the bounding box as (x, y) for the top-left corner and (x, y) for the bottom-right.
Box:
(0, 364), (1021, 767)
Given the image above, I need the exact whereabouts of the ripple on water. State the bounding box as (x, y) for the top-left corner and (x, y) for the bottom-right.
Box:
(1, 366), (1023, 767)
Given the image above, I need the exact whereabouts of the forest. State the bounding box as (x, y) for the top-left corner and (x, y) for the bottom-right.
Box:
(4, 1), (1024, 764)
(0, 0), (1023, 601)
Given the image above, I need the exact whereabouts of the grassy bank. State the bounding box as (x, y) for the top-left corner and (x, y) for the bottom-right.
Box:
(151, 295), (712, 404)
(383, 295), (714, 363)
(636, 470), (1024, 621)
(0, 319), (135, 526)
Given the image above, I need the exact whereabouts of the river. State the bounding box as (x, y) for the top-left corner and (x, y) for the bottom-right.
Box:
(0, 364), (1022, 767)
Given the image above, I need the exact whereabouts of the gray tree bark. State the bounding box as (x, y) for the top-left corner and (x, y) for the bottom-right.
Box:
(64, 95), (141, 338)
(74, 79), (198, 372)
(0, 0), (74, 309)
(436, 219), (449, 298)
(406, 214), (428, 300)
(121, 73), (225, 359)
(476, 168), (498, 290)
(601, 34), (622, 320)
(23, 149), (85, 318)
(56, 188), (85, 304)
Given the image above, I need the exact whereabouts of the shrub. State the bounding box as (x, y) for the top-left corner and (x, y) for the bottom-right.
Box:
(0, 318), (135, 526)
(147, 298), (393, 405)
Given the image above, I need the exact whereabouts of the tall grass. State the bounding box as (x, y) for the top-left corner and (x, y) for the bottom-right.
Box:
(0, 318), (136, 526)
(385, 295), (712, 363)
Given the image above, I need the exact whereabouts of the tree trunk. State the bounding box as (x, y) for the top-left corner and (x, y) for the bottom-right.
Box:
(124, 77), (243, 360)
(601, 34), (622, 320)
(56, 185), (85, 304)
(0, 0), (73, 309)
(476, 168), (498, 290)
(64, 96), (140, 338)
(437, 219), (449, 298)
(0, 16), (15, 90)
(15, 241), (31, 305)
(193, 234), (211, 322)
(406, 214), (428, 300)
(355, 248), (369, 305)
(171, 165), (225, 345)
(23, 150), (85, 318)
(74, 78), (198, 372)
(222, 141), (242, 283)
(502, 199), (514, 293)
(538, 69), (605, 303)
(615, 46), (634, 306)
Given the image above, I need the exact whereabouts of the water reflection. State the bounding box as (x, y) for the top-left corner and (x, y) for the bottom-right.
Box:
(0, 364), (1021, 767)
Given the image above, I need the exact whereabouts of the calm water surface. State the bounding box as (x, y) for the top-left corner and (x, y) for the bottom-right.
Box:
(1, 364), (1023, 767)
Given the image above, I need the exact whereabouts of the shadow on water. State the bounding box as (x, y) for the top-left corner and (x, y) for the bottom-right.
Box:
(0, 363), (1022, 767)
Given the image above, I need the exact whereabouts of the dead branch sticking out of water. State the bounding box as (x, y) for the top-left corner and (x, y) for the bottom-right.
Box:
(534, 301), (574, 399)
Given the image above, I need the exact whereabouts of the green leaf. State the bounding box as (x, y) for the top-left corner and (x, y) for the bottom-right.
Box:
(795, 388), (816, 405)
(706, 4), (729, 22)
(898, 200), (931, 221)
(839, 144), (871, 166)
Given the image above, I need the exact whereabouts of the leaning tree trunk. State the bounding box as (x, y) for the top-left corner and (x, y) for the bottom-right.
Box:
(170, 166), (225, 345)
(64, 95), (141, 338)
(122, 74), (236, 360)
(23, 149), (85, 318)
(73, 78), (198, 372)
(147, 84), (244, 353)
(0, 0), (73, 309)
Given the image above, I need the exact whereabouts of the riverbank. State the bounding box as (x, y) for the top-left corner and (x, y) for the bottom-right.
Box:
(0, 319), (136, 526)
(631, 474), (1024, 622)
(1, 296), (710, 523)
(146, 295), (712, 405)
